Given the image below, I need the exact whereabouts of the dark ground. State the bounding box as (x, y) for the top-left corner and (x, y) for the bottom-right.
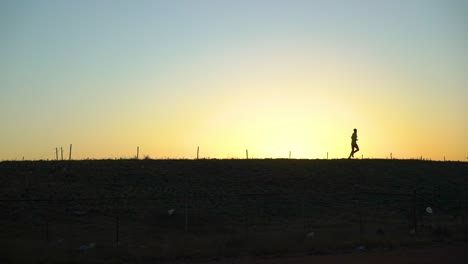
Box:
(0, 159), (467, 263)
(201, 243), (468, 264)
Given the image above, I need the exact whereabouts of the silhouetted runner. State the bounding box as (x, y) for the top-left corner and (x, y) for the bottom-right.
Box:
(349, 128), (359, 159)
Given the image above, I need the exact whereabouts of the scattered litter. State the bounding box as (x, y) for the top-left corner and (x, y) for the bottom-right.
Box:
(409, 228), (416, 235)
(426, 207), (433, 214)
(307, 232), (315, 238)
(88, 242), (96, 248)
(168, 208), (175, 215)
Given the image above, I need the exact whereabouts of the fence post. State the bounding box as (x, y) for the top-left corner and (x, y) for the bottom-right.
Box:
(69, 144), (72, 160)
(197, 146), (199, 160)
(56, 148), (58, 161)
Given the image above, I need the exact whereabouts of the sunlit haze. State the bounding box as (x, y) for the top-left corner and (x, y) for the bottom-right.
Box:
(1, 0), (467, 161)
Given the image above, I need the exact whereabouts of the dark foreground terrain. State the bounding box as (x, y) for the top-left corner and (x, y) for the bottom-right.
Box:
(0, 159), (467, 263)
(204, 243), (468, 264)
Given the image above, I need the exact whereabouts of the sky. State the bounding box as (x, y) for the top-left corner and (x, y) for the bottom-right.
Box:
(1, 0), (467, 161)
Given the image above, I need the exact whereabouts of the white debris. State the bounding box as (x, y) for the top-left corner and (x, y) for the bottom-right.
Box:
(168, 208), (175, 215)
(426, 207), (433, 214)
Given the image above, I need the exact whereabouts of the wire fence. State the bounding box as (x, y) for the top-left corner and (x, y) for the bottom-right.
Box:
(1, 187), (467, 262)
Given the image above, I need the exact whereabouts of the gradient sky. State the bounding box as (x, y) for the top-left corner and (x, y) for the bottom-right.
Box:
(1, 0), (467, 161)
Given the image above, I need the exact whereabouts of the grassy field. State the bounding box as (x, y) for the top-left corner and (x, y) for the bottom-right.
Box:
(0, 159), (467, 263)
